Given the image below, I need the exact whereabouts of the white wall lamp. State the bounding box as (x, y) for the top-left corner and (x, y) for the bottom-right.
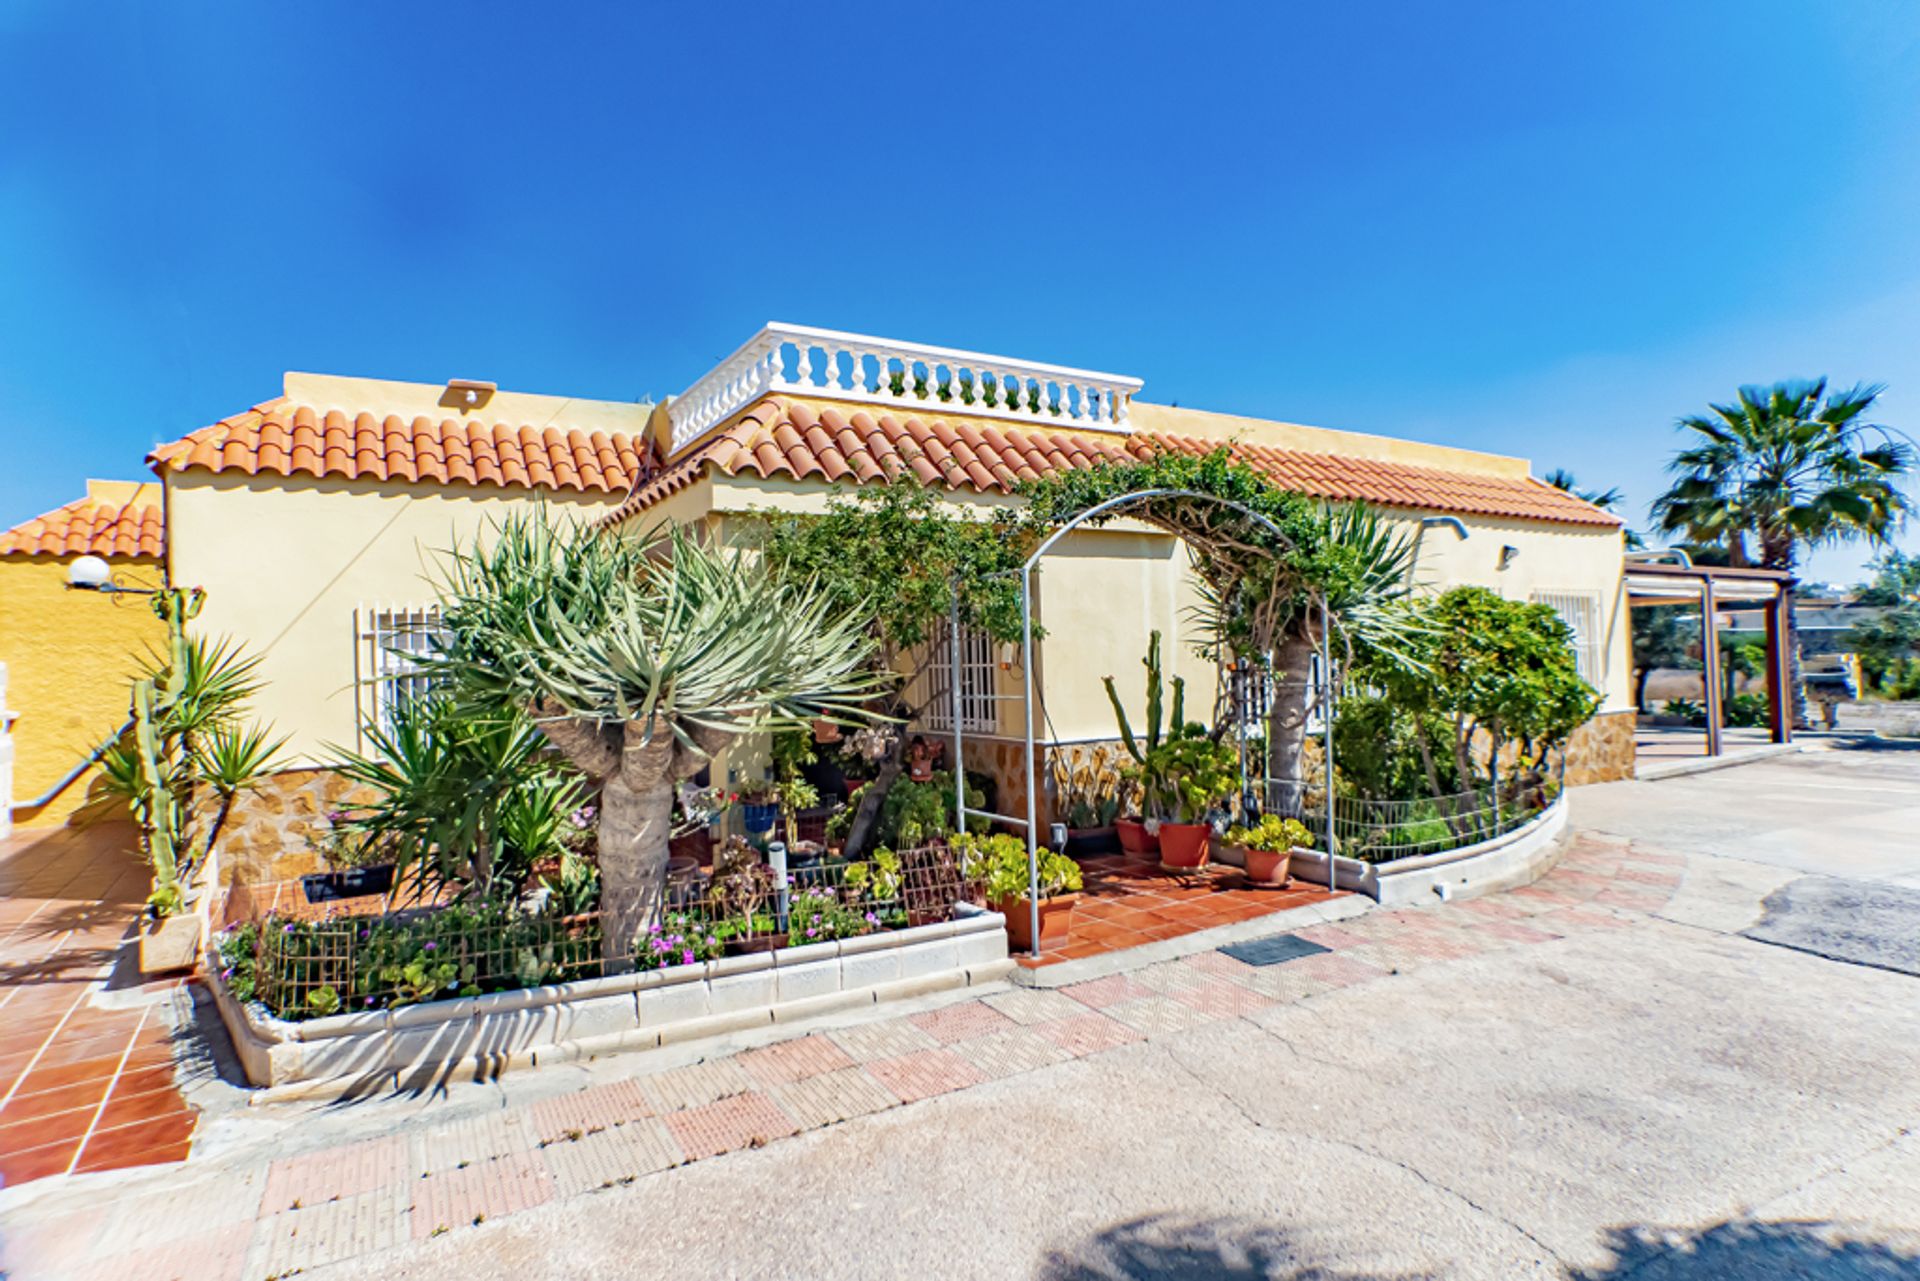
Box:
(64, 555), (157, 595)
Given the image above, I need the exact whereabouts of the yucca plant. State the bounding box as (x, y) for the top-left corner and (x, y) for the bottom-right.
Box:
(432, 516), (887, 965)
(94, 589), (286, 916)
(329, 693), (585, 902)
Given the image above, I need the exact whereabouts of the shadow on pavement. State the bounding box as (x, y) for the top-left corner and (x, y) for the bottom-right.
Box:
(1034, 1213), (1428, 1280)
(1571, 1219), (1920, 1279)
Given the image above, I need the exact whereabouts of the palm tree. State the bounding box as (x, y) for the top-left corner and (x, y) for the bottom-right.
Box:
(1650, 379), (1914, 726)
(434, 517), (888, 967)
(1544, 469), (1645, 549)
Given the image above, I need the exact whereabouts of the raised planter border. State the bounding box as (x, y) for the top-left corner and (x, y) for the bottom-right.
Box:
(206, 912), (1011, 1093)
(1288, 795), (1570, 907)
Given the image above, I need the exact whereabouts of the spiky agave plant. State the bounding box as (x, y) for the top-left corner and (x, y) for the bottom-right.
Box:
(433, 516), (888, 966)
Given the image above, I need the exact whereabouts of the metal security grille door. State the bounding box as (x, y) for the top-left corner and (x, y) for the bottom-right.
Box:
(355, 605), (446, 743)
(920, 622), (997, 733)
(1532, 590), (1603, 686)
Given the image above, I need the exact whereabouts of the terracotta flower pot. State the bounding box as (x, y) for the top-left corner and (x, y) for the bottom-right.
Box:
(1157, 823), (1212, 871)
(1115, 818), (1159, 856)
(1242, 847), (1292, 887)
(994, 893), (1079, 952)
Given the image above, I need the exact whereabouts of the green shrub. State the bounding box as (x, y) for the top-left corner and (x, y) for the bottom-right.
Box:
(1224, 815), (1312, 852)
(951, 832), (1082, 903)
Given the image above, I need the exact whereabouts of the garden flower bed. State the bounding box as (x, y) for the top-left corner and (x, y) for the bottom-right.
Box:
(205, 842), (1011, 1090)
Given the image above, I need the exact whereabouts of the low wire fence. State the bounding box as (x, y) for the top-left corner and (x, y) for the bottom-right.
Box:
(1265, 765), (1563, 865)
(220, 840), (987, 1022)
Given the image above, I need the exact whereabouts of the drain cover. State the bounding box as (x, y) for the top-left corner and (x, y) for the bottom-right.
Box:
(1220, 934), (1330, 967)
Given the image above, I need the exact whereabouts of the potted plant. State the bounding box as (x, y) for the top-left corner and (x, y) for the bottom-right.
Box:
(1222, 814), (1311, 887)
(1103, 631), (1188, 858)
(957, 831), (1083, 952)
(735, 781), (780, 837)
(1149, 735), (1239, 872)
(1049, 745), (1124, 855)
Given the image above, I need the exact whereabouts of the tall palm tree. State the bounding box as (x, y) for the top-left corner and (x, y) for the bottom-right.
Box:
(434, 517), (888, 966)
(1650, 379), (1914, 726)
(1544, 469), (1645, 549)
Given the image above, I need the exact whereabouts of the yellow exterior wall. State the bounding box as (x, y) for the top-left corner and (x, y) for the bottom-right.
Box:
(0, 555), (167, 826)
(164, 471), (621, 764)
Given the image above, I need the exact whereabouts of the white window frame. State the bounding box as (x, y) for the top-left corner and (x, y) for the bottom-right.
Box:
(919, 622), (998, 734)
(355, 604), (447, 745)
(1531, 590), (1604, 687)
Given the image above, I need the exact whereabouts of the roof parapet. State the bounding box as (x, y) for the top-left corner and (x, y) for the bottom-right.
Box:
(666, 322), (1144, 457)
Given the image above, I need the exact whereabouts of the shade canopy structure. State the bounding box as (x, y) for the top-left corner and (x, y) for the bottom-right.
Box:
(1623, 556), (1796, 755)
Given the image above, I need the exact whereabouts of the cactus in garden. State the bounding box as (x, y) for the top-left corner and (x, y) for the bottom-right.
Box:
(1102, 629), (1185, 765)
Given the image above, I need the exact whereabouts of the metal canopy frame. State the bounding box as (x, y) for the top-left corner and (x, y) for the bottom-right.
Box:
(1623, 559), (1796, 753)
(948, 489), (1313, 959)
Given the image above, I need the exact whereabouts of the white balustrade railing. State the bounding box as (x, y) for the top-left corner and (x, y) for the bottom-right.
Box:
(667, 323), (1144, 456)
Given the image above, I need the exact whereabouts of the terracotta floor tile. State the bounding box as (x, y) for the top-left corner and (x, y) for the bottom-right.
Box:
(0, 1100), (98, 1152)
(0, 1138), (78, 1184)
(105, 1061), (179, 1100)
(95, 1088), (193, 1133)
(8, 1053), (126, 1096)
(33, 1030), (136, 1068)
(0, 1076), (112, 1121)
(72, 1111), (195, 1167)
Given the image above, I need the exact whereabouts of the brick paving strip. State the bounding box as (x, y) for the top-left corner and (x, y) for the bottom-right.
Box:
(0, 831), (1681, 1281)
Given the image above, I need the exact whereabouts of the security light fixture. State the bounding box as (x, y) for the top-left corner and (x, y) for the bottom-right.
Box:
(441, 379), (497, 411)
(1498, 544), (1521, 571)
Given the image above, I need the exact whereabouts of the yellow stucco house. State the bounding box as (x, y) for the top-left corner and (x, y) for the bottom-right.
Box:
(2, 323), (1628, 857)
(1, 480), (167, 830)
(599, 324), (1632, 824)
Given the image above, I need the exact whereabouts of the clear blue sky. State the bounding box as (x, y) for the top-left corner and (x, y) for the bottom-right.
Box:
(3, 1), (1917, 583)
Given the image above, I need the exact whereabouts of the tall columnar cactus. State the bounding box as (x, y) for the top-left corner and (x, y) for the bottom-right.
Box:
(1103, 630), (1188, 819)
(100, 587), (284, 917)
(1102, 629), (1185, 766)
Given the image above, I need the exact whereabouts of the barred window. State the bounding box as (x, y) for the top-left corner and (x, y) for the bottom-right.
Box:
(1531, 590), (1603, 686)
(356, 605), (447, 739)
(919, 623), (998, 734)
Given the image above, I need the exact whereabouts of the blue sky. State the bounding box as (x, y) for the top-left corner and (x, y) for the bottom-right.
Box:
(3, 1), (1916, 583)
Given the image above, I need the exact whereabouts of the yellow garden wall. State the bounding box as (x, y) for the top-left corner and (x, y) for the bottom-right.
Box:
(0, 555), (167, 826)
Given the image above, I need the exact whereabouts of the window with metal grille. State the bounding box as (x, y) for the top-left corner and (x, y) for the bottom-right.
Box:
(920, 623), (998, 734)
(356, 605), (447, 740)
(1531, 590), (1603, 686)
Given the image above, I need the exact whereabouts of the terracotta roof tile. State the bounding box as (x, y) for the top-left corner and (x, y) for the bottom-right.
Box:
(1, 495), (164, 559)
(601, 396), (1620, 531)
(148, 398), (646, 496)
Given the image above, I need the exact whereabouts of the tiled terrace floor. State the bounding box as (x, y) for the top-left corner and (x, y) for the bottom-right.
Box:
(0, 822), (195, 1187)
(1014, 852), (1346, 968)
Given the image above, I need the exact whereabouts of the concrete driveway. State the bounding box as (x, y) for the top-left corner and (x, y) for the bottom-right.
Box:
(1574, 739), (1920, 887)
(4, 752), (1916, 1280)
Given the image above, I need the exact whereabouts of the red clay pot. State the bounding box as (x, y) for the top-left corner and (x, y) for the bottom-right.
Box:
(1242, 846), (1292, 887)
(1157, 823), (1211, 871)
(994, 893), (1079, 952)
(1115, 818), (1159, 856)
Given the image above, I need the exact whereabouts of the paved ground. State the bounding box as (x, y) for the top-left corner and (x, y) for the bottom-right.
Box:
(2, 750), (1918, 1279)
(0, 823), (196, 1183)
(1579, 738), (1920, 887)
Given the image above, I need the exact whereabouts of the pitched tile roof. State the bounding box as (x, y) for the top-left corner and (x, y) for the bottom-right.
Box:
(0, 495), (165, 559)
(605, 396), (1618, 529)
(149, 399), (648, 495)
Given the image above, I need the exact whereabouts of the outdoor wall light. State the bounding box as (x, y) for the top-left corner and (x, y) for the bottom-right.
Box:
(1498, 544), (1521, 571)
(441, 378), (497, 411)
(65, 555), (159, 595)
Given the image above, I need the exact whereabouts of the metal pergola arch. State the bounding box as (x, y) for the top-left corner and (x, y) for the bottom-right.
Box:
(946, 488), (1335, 959)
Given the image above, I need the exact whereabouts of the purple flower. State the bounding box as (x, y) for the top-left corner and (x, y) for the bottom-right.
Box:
(680, 949), (694, 965)
(282, 923), (295, 934)
(423, 941), (437, 952)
